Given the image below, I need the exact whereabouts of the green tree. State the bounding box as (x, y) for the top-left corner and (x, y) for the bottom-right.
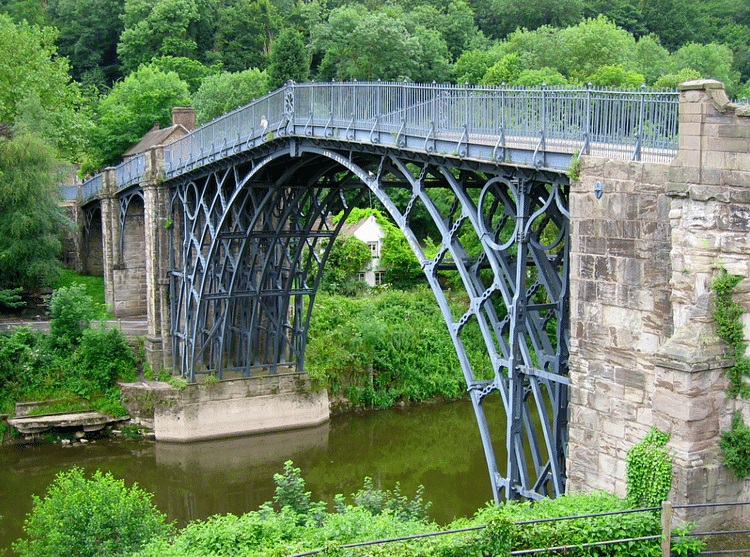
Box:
(0, 14), (88, 159)
(47, 0), (125, 88)
(472, 0), (583, 40)
(47, 283), (95, 350)
(454, 47), (503, 84)
(668, 42), (740, 95)
(192, 68), (269, 124)
(148, 55), (219, 94)
(0, 128), (71, 289)
(118, 0), (218, 73)
(214, 0), (280, 72)
(88, 65), (190, 169)
(514, 67), (570, 86)
(14, 467), (172, 557)
(0, 0), (50, 26)
(633, 34), (670, 85)
(587, 64), (644, 87)
(555, 15), (637, 83)
(267, 27), (309, 90)
(381, 230), (423, 288)
(321, 236), (372, 292)
(482, 52), (523, 85)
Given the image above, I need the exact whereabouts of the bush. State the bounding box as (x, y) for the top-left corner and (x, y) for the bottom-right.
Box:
(720, 411), (750, 477)
(47, 284), (94, 350)
(14, 467), (172, 557)
(75, 325), (137, 393)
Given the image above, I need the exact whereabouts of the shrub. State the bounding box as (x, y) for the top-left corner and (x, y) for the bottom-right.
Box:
(14, 467), (172, 557)
(720, 411), (750, 477)
(75, 325), (137, 392)
(47, 284), (94, 350)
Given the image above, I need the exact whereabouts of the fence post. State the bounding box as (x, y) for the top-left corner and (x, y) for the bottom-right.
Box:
(661, 500), (672, 557)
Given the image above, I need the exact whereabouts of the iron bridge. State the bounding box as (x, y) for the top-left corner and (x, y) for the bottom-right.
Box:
(74, 80), (681, 503)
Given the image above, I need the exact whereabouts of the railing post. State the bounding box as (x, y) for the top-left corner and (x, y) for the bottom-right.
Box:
(634, 83), (646, 161)
(661, 500), (672, 557)
(584, 81), (592, 155)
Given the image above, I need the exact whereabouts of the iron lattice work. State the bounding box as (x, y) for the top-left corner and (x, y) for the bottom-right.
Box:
(169, 141), (569, 502)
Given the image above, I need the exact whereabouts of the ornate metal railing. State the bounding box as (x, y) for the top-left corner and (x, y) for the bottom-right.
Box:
(67, 81), (680, 201)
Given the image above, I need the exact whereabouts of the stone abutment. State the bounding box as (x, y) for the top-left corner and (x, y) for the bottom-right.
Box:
(568, 80), (750, 527)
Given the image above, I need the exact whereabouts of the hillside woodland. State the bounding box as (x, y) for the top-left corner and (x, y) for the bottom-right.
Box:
(0, 0), (748, 290)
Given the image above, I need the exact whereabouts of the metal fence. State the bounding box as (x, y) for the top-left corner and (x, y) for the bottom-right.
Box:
(284, 499), (750, 557)
(68, 81), (681, 202)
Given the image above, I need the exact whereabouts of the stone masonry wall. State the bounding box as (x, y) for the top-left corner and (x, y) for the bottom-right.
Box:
(567, 80), (750, 527)
(112, 196), (147, 316)
(567, 158), (673, 497)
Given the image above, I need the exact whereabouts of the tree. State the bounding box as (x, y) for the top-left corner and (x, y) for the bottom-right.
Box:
(633, 34), (670, 85)
(381, 230), (424, 288)
(88, 65), (190, 169)
(586, 64), (644, 87)
(117, 0), (218, 73)
(267, 27), (309, 90)
(482, 53), (524, 85)
(192, 68), (270, 124)
(321, 236), (372, 293)
(668, 42), (740, 95)
(454, 48), (503, 84)
(14, 467), (172, 557)
(214, 0), (280, 73)
(47, 0), (125, 88)
(0, 14), (88, 159)
(0, 127), (71, 289)
(148, 55), (220, 93)
(471, 0), (583, 40)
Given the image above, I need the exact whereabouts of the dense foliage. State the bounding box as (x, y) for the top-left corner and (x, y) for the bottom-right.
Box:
(711, 268), (750, 397)
(720, 411), (750, 478)
(0, 283), (136, 416)
(626, 427), (673, 508)
(15, 467), (173, 557)
(3, 0), (750, 182)
(305, 288), (487, 409)
(16, 460), (704, 556)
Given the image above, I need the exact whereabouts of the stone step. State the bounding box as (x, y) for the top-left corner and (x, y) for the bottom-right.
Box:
(8, 412), (127, 434)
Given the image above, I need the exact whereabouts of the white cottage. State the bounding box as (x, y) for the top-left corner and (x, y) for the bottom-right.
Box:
(339, 215), (386, 286)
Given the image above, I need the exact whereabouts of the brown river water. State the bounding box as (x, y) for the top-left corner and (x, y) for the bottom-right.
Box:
(0, 397), (507, 554)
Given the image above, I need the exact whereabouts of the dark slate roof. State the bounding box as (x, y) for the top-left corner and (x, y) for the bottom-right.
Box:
(122, 123), (188, 159)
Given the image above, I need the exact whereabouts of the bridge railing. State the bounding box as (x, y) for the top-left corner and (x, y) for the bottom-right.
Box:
(72, 81), (681, 202)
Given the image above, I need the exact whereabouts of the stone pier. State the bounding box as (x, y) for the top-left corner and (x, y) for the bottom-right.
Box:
(567, 80), (750, 526)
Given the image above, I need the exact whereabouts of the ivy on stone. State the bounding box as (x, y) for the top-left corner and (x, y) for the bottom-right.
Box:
(711, 268), (750, 398)
(719, 411), (750, 478)
(625, 427), (673, 508)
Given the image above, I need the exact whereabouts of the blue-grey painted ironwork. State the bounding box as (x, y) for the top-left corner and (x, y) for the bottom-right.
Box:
(65, 80), (679, 505)
(166, 133), (569, 502)
(70, 81), (679, 202)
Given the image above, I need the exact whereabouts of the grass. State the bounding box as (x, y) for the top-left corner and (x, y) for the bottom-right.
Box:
(52, 269), (112, 320)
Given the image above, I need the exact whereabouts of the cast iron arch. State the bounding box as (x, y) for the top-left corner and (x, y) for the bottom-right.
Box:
(169, 141), (569, 502)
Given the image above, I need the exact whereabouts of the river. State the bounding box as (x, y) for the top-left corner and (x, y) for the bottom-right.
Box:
(0, 397), (507, 554)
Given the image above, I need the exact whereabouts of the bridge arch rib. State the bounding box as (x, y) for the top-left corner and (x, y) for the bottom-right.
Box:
(169, 138), (569, 502)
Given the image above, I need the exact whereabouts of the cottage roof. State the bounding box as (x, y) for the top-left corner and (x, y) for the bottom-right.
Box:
(122, 122), (188, 159)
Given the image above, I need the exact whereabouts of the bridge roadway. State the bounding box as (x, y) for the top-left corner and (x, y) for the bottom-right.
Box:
(64, 81), (681, 506)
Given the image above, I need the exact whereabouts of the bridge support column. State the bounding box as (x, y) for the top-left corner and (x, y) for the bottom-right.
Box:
(141, 146), (172, 373)
(567, 80), (750, 528)
(100, 168), (120, 314)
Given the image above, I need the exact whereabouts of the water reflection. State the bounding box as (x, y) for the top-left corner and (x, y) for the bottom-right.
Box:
(0, 398), (500, 554)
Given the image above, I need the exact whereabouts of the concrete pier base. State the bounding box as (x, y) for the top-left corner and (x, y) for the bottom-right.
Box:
(120, 373), (330, 442)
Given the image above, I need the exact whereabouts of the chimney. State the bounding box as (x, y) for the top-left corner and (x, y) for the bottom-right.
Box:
(172, 107), (196, 131)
